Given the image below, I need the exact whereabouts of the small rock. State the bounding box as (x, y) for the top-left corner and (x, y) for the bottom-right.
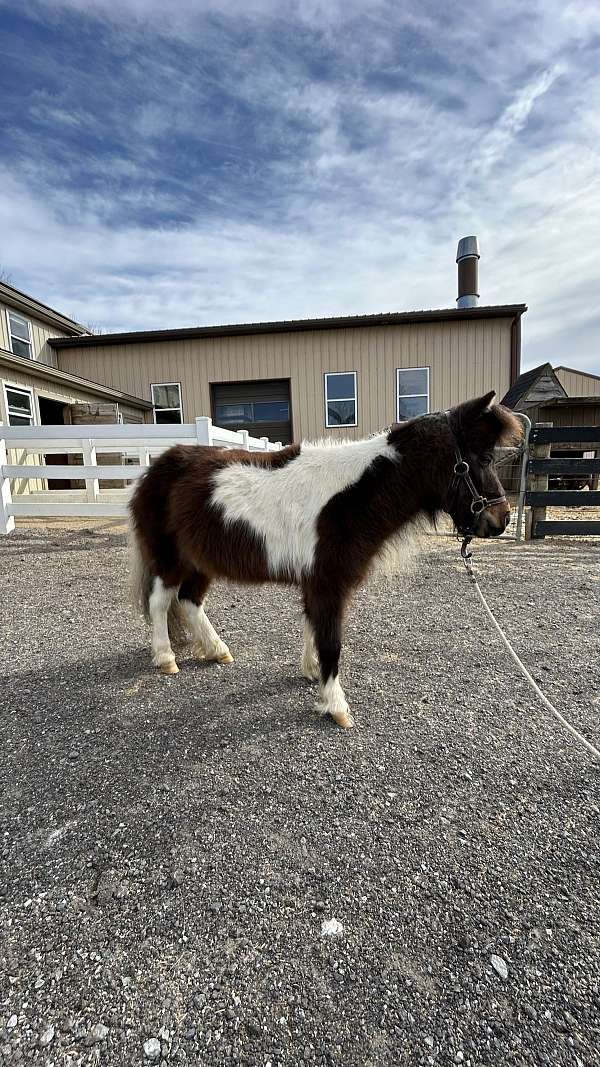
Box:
(7, 1016), (18, 1030)
(247, 1020), (261, 1036)
(88, 1023), (109, 1043)
(491, 954), (508, 979)
(455, 1053), (464, 1064)
(321, 918), (344, 937)
(424, 1036), (434, 1048)
(40, 1025), (55, 1048)
(144, 1037), (161, 1060)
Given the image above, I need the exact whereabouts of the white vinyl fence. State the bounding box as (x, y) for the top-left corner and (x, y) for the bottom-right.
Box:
(0, 416), (282, 535)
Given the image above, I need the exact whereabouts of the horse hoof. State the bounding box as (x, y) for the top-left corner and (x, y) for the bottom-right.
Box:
(215, 651), (234, 664)
(330, 709), (354, 729)
(160, 661), (179, 675)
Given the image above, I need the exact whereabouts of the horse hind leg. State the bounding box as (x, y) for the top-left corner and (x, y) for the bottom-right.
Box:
(178, 572), (234, 664)
(149, 577), (180, 674)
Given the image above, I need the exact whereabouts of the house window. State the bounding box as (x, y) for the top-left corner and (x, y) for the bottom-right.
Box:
(396, 367), (429, 420)
(151, 383), (183, 424)
(4, 385), (35, 426)
(324, 372), (357, 428)
(7, 311), (33, 360)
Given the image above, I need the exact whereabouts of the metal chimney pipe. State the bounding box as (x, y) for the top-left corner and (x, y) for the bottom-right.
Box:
(456, 236), (480, 308)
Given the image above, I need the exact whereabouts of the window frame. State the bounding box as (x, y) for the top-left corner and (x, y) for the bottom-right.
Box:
(324, 371), (358, 429)
(3, 382), (36, 427)
(150, 381), (183, 424)
(6, 310), (33, 360)
(396, 366), (430, 421)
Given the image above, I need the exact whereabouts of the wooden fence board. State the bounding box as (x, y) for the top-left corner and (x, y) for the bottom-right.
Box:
(530, 427), (600, 444)
(525, 490), (600, 506)
(529, 458), (600, 475)
(534, 520), (600, 536)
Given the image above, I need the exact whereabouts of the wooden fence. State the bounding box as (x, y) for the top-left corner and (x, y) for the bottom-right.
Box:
(0, 417), (282, 535)
(525, 425), (600, 538)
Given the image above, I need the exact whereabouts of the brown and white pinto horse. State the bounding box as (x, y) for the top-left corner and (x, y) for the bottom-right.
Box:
(129, 391), (521, 728)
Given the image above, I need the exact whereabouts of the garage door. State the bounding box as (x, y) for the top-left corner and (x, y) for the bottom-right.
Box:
(212, 379), (292, 444)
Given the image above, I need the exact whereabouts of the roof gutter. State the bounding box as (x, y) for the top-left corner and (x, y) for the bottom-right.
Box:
(510, 311), (523, 386)
(49, 304), (528, 349)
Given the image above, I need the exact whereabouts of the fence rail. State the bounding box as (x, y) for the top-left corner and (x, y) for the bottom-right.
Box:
(525, 422), (600, 539)
(0, 417), (282, 534)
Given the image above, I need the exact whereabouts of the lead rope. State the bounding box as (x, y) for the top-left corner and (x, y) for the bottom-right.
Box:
(460, 537), (600, 763)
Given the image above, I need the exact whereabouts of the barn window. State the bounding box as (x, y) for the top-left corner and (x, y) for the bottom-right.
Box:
(4, 385), (35, 426)
(151, 382), (183, 424)
(396, 367), (429, 420)
(324, 372), (357, 428)
(7, 311), (33, 360)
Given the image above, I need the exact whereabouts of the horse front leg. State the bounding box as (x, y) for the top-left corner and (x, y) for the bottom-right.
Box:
(300, 617), (320, 680)
(303, 586), (353, 729)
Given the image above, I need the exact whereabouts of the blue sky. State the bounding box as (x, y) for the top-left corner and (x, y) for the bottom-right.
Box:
(1, 0), (599, 374)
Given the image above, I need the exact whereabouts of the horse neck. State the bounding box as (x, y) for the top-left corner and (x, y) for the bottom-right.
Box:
(367, 424), (450, 535)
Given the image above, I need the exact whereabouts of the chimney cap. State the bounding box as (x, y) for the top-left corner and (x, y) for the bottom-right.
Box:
(456, 236), (480, 262)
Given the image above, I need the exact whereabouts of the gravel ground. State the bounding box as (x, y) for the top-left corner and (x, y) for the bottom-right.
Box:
(1, 522), (599, 1067)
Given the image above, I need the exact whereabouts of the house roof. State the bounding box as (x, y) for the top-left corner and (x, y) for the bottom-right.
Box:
(0, 281), (88, 336)
(0, 348), (152, 409)
(555, 364), (600, 382)
(48, 303), (527, 349)
(538, 396), (600, 408)
(501, 362), (565, 409)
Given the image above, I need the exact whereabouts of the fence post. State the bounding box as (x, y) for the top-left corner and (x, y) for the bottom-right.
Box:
(138, 446), (151, 468)
(82, 439), (99, 503)
(0, 434), (15, 535)
(196, 417), (213, 446)
(514, 413), (531, 543)
(525, 422), (552, 540)
(238, 429), (250, 450)
(260, 436), (269, 451)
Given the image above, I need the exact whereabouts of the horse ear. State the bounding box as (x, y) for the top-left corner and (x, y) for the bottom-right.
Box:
(454, 391), (496, 424)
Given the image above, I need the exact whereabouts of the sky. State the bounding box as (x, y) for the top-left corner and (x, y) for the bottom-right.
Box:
(1, 0), (599, 374)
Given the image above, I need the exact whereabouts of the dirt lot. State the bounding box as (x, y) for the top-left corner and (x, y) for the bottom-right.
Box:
(1, 522), (599, 1066)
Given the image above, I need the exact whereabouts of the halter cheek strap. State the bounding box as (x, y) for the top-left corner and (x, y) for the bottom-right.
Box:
(449, 446), (507, 534)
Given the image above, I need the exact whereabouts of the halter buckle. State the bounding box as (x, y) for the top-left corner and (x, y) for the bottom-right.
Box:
(470, 498), (486, 515)
(453, 460), (469, 476)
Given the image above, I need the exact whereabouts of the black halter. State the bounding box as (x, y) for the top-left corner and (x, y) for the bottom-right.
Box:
(449, 444), (507, 538)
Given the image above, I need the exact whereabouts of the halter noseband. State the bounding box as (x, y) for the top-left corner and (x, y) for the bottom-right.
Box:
(449, 444), (507, 537)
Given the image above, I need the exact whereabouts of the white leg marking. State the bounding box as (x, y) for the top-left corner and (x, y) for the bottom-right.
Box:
(180, 600), (233, 663)
(316, 675), (353, 729)
(301, 618), (320, 681)
(149, 577), (178, 672)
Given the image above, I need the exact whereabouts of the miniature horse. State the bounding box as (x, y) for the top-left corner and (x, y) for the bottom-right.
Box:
(129, 391), (522, 728)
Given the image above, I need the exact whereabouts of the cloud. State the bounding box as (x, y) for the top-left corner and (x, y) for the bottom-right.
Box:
(0, 0), (599, 375)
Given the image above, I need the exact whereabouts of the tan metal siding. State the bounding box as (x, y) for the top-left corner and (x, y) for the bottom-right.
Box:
(57, 317), (513, 442)
(555, 367), (600, 398)
(0, 302), (70, 367)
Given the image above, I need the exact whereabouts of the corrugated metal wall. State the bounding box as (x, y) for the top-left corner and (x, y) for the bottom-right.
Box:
(57, 317), (513, 441)
(0, 302), (67, 366)
(0, 366), (145, 423)
(555, 367), (600, 398)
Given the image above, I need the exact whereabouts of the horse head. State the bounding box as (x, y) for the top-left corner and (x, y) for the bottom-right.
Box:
(444, 391), (523, 538)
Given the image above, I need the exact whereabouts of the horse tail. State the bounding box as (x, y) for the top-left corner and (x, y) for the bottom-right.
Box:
(128, 517), (190, 642)
(127, 522), (153, 620)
